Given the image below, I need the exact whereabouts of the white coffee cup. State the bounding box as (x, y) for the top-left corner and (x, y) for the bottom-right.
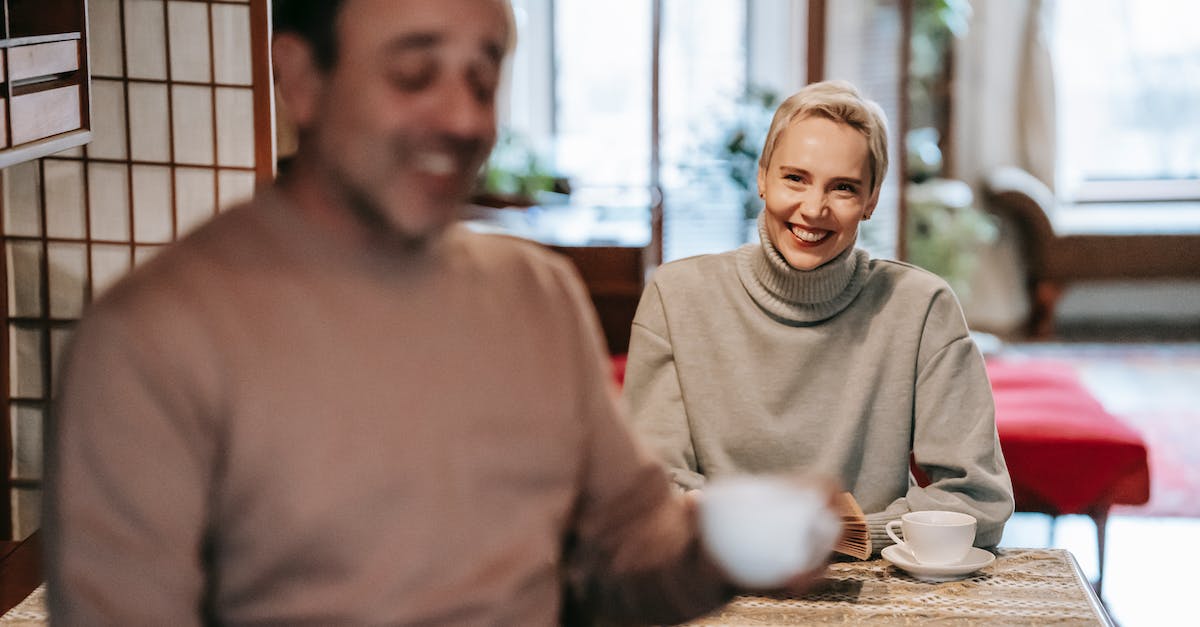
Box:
(698, 476), (841, 588)
(885, 510), (977, 565)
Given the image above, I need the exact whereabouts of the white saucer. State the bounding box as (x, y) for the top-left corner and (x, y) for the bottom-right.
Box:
(880, 545), (996, 582)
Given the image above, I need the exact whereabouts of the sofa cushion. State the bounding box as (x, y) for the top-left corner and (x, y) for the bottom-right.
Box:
(987, 358), (1150, 514)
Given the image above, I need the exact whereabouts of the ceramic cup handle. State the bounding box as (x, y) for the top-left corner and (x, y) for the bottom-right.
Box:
(885, 519), (906, 549)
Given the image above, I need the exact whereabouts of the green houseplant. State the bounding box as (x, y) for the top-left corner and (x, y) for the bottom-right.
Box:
(904, 0), (996, 302)
(905, 165), (997, 300)
(711, 85), (780, 225)
(472, 129), (565, 208)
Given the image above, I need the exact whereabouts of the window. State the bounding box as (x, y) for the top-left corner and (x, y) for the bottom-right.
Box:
(659, 0), (748, 260)
(554, 0), (653, 188)
(502, 1), (901, 261)
(1052, 0), (1200, 204)
(506, 0), (752, 260)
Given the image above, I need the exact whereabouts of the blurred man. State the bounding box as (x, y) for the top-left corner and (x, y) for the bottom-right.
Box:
(45, 1), (831, 624)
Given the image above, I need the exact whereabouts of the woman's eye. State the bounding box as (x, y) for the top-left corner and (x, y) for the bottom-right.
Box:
(834, 183), (858, 193)
(783, 173), (804, 183)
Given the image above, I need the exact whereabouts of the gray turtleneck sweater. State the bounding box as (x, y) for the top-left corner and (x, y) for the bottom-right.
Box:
(622, 221), (1014, 551)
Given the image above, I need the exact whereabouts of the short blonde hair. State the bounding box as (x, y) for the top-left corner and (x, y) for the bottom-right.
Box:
(758, 80), (889, 200)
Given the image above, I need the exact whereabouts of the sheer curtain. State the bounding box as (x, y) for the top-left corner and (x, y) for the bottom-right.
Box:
(951, 0), (1055, 336)
(1017, 0), (1057, 193)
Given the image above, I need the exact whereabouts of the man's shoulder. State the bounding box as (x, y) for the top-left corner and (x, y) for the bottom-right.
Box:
(86, 198), (268, 317)
(449, 227), (580, 281)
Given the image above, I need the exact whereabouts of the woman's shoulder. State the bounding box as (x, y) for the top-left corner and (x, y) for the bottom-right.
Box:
(650, 247), (742, 286)
(866, 257), (955, 297)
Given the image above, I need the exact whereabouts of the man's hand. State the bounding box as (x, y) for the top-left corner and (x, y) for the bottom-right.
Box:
(696, 473), (843, 591)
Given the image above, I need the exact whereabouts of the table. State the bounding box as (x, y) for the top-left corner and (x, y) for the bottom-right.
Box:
(681, 549), (1113, 626)
(0, 543), (1112, 625)
(0, 531), (42, 624)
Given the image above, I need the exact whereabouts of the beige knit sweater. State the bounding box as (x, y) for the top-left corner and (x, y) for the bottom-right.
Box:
(623, 220), (1014, 552)
(46, 188), (733, 626)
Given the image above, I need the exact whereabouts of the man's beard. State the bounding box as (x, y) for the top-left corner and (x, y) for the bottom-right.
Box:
(343, 187), (458, 252)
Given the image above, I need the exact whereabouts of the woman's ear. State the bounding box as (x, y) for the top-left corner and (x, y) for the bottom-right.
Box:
(272, 34), (324, 129)
(756, 167), (767, 199)
(862, 191), (879, 221)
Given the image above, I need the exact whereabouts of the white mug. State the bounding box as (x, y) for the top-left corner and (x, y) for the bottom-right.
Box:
(885, 510), (976, 565)
(698, 476), (841, 588)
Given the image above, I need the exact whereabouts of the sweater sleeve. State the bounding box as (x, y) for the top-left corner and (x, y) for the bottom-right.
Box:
(621, 281), (706, 491)
(45, 307), (218, 625)
(555, 264), (734, 625)
(870, 290), (1015, 549)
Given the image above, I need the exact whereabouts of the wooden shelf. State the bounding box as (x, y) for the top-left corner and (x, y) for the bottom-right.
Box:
(0, 1), (91, 167)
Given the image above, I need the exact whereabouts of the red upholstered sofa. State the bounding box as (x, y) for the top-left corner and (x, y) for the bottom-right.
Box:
(609, 353), (1149, 593)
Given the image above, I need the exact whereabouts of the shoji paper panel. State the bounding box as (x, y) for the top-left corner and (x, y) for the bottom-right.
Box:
(216, 87), (255, 168)
(49, 328), (74, 389)
(175, 167), (216, 234)
(90, 244), (133, 295)
(89, 79), (129, 160)
(2, 162), (41, 238)
(9, 327), (44, 399)
(128, 82), (172, 163)
(11, 406), (42, 479)
(91, 0), (124, 77)
(172, 85), (215, 165)
(6, 243), (42, 318)
(11, 490), (39, 545)
(47, 244), (88, 319)
(212, 3), (253, 85)
(43, 160), (87, 239)
(219, 170), (256, 210)
(87, 163), (132, 242)
(124, 0), (169, 80)
(168, 1), (212, 82)
(132, 165), (174, 242)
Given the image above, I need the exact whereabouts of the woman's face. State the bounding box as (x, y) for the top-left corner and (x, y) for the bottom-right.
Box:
(757, 115), (876, 271)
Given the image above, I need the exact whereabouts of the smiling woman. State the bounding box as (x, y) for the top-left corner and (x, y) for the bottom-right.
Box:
(622, 80), (1015, 558)
(754, 81), (889, 271)
(758, 116), (874, 271)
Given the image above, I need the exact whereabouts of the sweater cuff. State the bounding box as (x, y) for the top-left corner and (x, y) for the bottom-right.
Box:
(865, 511), (904, 555)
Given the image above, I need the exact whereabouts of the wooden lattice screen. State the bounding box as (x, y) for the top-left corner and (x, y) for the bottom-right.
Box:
(0, 0), (274, 540)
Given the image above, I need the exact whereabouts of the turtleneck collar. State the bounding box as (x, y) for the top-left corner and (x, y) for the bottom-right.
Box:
(735, 211), (871, 324)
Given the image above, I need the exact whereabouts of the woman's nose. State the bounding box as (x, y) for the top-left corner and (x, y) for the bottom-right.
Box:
(795, 190), (829, 218)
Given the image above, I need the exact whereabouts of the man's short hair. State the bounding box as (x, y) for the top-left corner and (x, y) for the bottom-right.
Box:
(273, 0), (346, 70)
(273, 1), (517, 72)
(758, 80), (890, 201)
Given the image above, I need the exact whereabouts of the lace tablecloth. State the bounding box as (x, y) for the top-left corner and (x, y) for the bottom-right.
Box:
(681, 548), (1112, 626)
(0, 550), (1109, 625)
